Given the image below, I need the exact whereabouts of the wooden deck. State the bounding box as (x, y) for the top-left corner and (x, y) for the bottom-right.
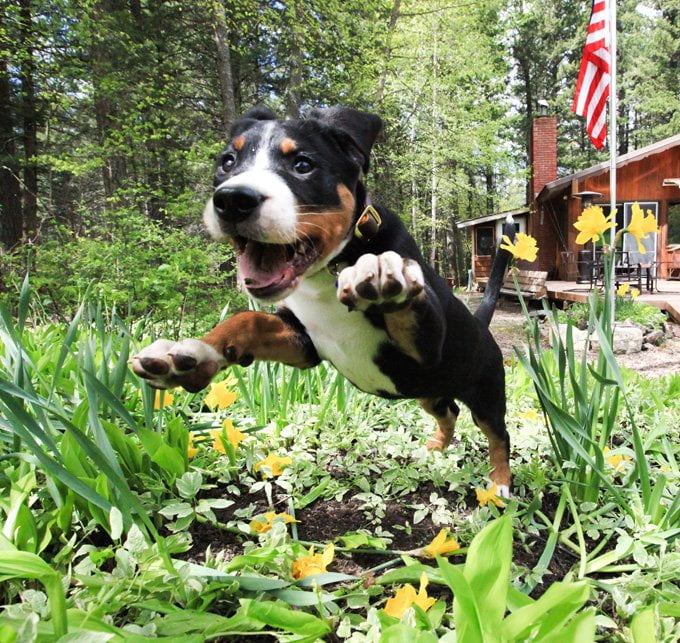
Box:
(546, 279), (680, 323)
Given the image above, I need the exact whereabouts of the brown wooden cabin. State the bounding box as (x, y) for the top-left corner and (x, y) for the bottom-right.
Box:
(460, 117), (680, 284)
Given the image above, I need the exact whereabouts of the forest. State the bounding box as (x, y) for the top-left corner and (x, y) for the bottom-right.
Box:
(1, 0), (678, 320)
(1, 1), (680, 641)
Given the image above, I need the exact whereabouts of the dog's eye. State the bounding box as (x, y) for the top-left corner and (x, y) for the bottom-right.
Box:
(293, 155), (314, 175)
(221, 153), (236, 172)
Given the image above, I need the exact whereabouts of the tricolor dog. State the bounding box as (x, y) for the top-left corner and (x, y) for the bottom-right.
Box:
(132, 106), (515, 496)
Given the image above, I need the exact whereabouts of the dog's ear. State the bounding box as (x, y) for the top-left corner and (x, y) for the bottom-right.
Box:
(229, 106), (278, 138)
(309, 106), (382, 173)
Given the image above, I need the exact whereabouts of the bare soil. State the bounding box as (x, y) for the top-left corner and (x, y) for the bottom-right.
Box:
(184, 480), (568, 598)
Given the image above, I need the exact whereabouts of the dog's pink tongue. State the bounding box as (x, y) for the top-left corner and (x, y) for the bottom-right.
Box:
(238, 242), (293, 288)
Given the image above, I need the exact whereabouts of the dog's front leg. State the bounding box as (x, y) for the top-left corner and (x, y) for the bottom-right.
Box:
(131, 311), (319, 392)
(336, 251), (446, 364)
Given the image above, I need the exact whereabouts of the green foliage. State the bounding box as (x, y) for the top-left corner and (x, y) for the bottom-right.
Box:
(1, 285), (679, 639)
(438, 517), (595, 642)
(557, 297), (667, 331)
(1, 214), (246, 334)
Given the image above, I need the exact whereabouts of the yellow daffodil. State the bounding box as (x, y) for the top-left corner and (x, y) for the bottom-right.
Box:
(153, 389), (174, 410)
(205, 380), (238, 411)
(630, 288), (640, 299)
(603, 446), (632, 472)
(291, 543), (334, 579)
(500, 233), (539, 262)
(519, 409), (540, 421)
(476, 483), (505, 508)
(626, 203), (658, 253)
(209, 421), (249, 453)
(254, 453), (292, 478)
(384, 573), (436, 619)
(423, 528), (460, 558)
(616, 283), (630, 297)
(574, 205), (615, 245)
(187, 432), (198, 459)
(249, 511), (298, 534)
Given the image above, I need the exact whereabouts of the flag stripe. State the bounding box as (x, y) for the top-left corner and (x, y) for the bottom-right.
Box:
(572, 0), (611, 149)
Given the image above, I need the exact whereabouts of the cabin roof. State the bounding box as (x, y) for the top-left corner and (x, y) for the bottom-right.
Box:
(456, 207), (529, 229)
(537, 133), (680, 201)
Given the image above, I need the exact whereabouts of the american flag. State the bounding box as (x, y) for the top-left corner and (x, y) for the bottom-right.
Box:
(572, 0), (610, 150)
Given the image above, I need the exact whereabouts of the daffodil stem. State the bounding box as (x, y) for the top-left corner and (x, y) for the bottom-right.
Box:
(194, 514), (244, 536)
(295, 539), (405, 556)
(365, 558), (403, 574)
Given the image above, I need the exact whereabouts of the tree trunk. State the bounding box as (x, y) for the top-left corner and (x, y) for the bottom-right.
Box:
(429, 24), (438, 269)
(212, 0), (236, 134)
(451, 220), (466, 286)
(19, 0), (39, 240)
(376, 0), (401, 104)
(485, 170), (494, 214)
(0, 9), (22, 250)
(285, 0), (303, 119)
(90, 0), (125, 201)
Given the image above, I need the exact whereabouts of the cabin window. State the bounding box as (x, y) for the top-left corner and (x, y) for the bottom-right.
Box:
(668, 203), (680, 245)
(476, 226), (495, 256)
(623, 201), (658, 263)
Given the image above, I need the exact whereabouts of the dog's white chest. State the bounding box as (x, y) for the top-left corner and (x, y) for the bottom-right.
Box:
(284, 272), (398, 395)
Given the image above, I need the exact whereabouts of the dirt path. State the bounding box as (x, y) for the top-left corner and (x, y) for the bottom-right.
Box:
(482, 297), (680, 378)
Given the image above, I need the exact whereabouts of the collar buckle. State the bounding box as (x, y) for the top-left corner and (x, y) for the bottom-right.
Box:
(354, 205), (382, 242)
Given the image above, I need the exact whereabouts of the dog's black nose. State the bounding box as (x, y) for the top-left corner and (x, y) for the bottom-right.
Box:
(213, 187), (264, 222)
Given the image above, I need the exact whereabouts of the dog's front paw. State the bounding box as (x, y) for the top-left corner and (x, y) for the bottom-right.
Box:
(131, 339), (225, 393)
(337, 251), (424, 312)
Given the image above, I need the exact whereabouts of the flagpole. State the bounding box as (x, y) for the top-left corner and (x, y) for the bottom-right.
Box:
(608, 0), (617, 332)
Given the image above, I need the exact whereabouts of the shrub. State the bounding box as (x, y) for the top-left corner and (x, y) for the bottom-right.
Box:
(557, 297), (666, 331)
(0, 214), (247, 335)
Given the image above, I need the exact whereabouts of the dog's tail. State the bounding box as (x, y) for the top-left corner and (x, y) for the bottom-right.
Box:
(473, 214), (516, 327)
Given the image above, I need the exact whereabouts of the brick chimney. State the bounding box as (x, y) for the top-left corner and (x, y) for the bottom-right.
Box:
(529, 116), (557, 200)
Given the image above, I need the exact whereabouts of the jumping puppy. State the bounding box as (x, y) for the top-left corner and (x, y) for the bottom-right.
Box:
(131, 106), (515, 496)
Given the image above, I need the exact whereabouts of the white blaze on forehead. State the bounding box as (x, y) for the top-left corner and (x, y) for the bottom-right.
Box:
(252, 121), (276, 171)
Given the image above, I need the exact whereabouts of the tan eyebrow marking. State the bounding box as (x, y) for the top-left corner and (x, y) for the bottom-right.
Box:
(233, 135), (245, 151)
(280, 138), (297, 155)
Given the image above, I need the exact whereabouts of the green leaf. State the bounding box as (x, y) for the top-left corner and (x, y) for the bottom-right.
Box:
(269, 588), (336, 606)
(176, 471), (203, 499)
(295, 572), (358, 587)
(378, 564), (445, 586)
(437, 556), (485, 643)
(462, 516), (512, 628)
(630, 606), (656, 643)
(501, 581), (590, 640)
(109, 507), (124, 541)
(0, 551), (67, 638)
(294, 478), (330, 509)
(379, 624), (439, 643)
(535, 608), (596, 643)
(240, 599), (331, 637)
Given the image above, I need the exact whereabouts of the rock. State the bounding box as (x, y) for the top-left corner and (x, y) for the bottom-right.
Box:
(553, 323), (591, 348)
(644, 329), (665, 346)
(591, 324), (644, 354)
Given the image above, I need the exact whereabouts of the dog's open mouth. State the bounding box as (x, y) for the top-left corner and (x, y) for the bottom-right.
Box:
(234, 236), (321, 299)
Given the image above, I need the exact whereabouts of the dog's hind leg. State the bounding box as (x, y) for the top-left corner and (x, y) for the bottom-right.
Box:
(471, 410), (512, 498)
(420, 398), (460, 451)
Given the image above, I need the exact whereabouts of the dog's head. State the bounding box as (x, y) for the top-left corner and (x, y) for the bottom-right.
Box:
(204, 106), (382, 301)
